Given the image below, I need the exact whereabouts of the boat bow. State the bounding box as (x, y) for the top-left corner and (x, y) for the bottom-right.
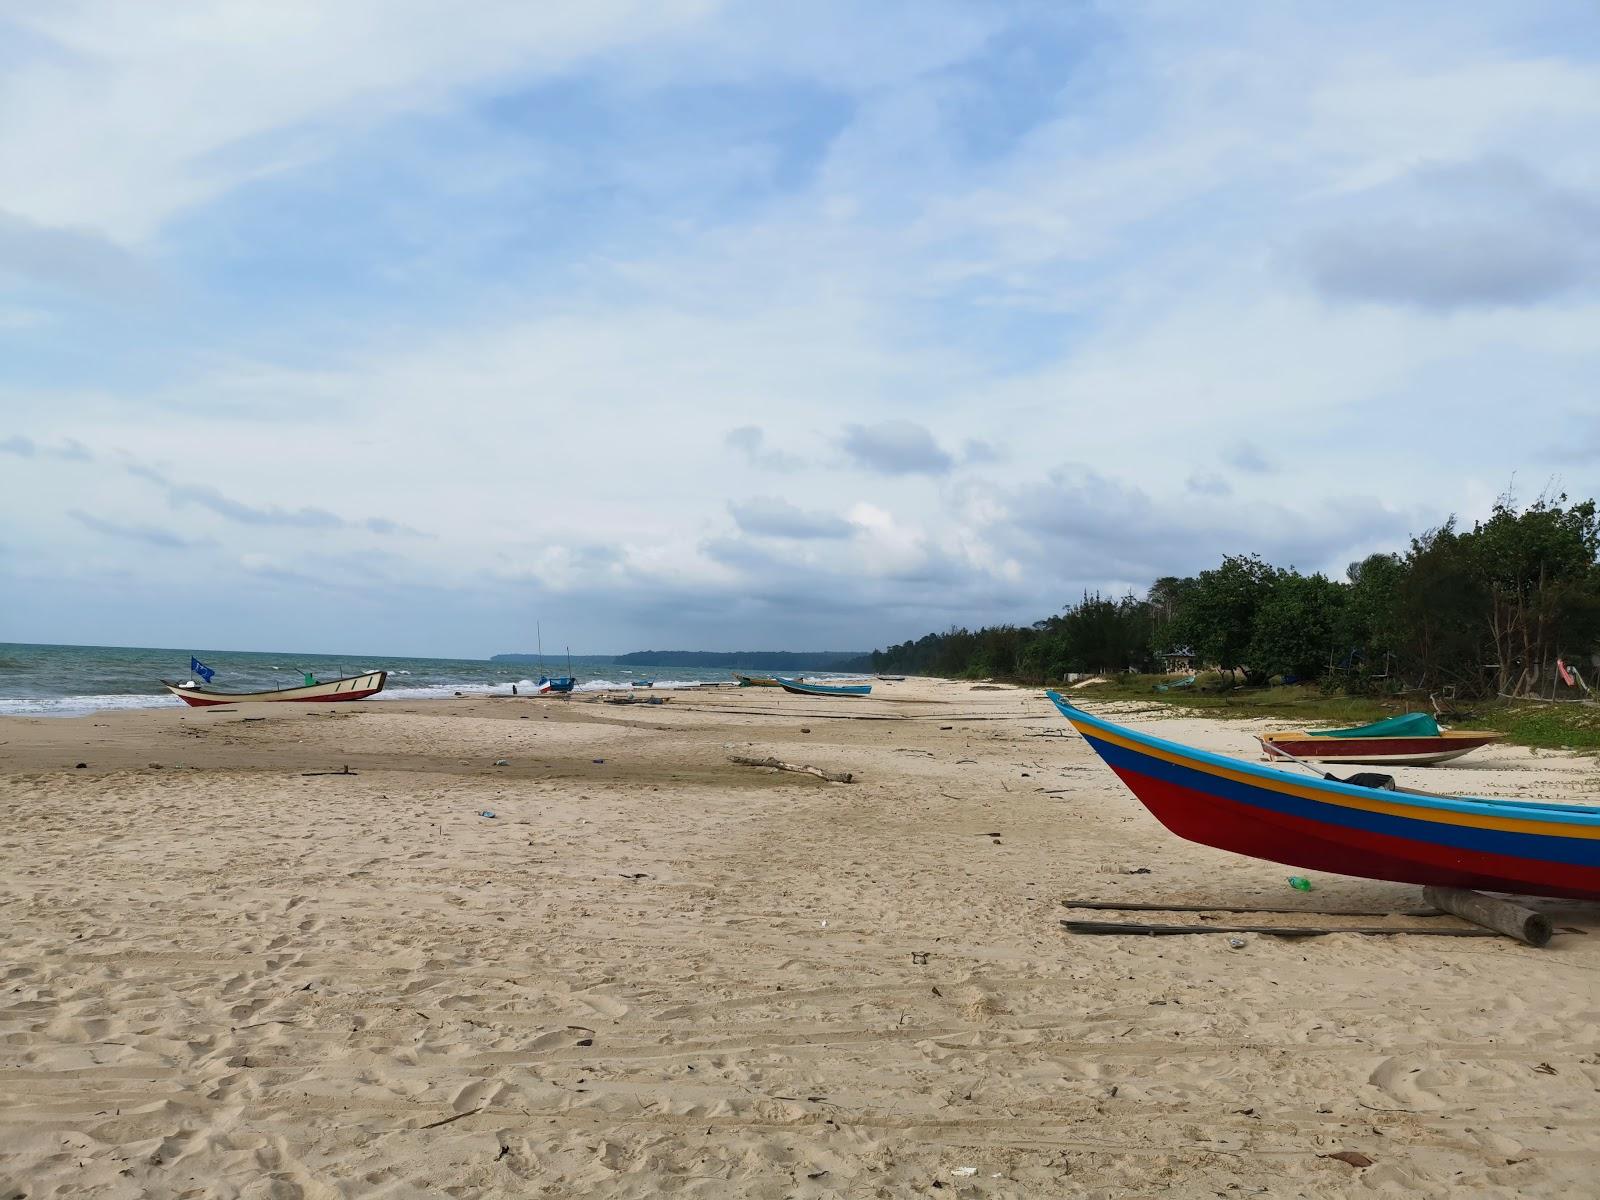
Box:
(1046, 690), (1600, 901)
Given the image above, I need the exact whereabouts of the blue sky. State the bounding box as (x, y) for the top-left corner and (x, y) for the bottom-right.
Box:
(2, 1), (1598, 656)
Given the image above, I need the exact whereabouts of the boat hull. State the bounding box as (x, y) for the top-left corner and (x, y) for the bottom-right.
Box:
(162, 671), (387, 707)
(1049, 692), (1600, 902)
(734, 674), (781, 687)
(1262, 731), (1501, 766)
(778, 679), (872, 697)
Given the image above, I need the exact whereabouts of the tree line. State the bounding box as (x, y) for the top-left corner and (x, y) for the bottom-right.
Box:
(867, 495), (1600, 699)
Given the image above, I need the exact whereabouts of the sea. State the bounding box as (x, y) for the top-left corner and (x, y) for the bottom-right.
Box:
(0, 643), (831, 718)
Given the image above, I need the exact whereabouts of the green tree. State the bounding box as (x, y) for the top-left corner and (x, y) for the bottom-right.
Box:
(1247, 572), (1346, 679)
(1166, 555), (1280, 680)
(1470, 495), (1600, 696)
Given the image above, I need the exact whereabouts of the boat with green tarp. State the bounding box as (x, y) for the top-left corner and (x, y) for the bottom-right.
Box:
(1261, 712), (1501, 766)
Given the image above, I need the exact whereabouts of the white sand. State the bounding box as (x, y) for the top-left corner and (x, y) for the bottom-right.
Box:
(3, 679), (1599, 1197)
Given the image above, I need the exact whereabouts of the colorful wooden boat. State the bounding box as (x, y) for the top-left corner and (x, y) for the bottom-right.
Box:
(734, 673), (782, 687)
(161, 671), (387, 707)
(537, 675), (576, 695)
(1261, 712), (1501, 766)
(1047, 691), (1600, 901)
(778, 678), (872, 697)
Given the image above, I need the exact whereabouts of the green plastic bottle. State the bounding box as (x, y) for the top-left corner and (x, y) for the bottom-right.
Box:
(1287, 876), (1313, 892)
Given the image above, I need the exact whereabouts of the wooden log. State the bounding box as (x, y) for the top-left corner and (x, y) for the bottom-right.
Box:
(1061, 899), (1443, 917)
(727, 754), (853, 783)
(1421, 886), (1552, 947)
(1062, 919), (1497, 938)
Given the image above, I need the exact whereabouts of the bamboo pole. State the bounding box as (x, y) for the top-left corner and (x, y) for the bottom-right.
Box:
(1061, 919), (1496, 939)
(727, 754), (853, 783)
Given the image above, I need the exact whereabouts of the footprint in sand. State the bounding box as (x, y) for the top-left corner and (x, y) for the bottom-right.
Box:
(451, 1077), (505, 1112)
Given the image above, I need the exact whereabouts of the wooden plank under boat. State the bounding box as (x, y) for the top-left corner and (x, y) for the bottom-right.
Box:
(778, 678), (872, 697)
(1260, 728), (1502, 766)
(1046, 690), (1600, 902)
(161, 671), (387, 707)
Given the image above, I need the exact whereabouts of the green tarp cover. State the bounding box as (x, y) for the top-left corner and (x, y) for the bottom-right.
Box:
(1307, 712), (1441, 738)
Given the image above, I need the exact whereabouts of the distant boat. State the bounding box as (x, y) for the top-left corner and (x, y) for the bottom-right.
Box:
(1047, 690), (1600, 902)
(532, 625), (576, 694)
(876, 674), (906, 681)
(778, 678), (872, 697)
(734, 673), (782, 687)
(161, 671), (387, 707)
(1261, 713), (1501, 766)
(633, 679), (654, 688)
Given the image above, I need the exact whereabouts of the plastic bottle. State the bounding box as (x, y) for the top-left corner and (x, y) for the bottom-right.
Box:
(1287, 876), (1313, 892)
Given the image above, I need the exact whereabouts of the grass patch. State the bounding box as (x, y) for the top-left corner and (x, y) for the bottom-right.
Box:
(1074, 679), (1393, 725)
(1477, 704), (1600, 752)
(1058, 678), (1600, 752)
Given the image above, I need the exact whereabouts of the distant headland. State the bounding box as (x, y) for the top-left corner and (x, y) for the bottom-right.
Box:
(490, 650), (871, 670)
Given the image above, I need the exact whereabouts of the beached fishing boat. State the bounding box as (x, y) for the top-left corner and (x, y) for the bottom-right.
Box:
(734, 673), (781, 687)
(1046, 691), (1600, 901)
(1261, 713), (1501, 766)
(161, 671), (387, 707)
(778, 678), (872, 697)
(531, 626), (576, 694)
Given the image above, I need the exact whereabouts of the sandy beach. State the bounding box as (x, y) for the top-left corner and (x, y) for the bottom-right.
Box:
(4, 677), (1600, 1197)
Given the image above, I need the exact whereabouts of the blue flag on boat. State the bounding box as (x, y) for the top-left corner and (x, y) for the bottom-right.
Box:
(190, 656), (215, 683)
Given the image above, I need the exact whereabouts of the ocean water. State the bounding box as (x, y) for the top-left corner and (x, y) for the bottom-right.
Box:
(0, 643), (832, 717)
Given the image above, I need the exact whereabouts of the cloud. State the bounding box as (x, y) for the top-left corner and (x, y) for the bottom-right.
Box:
(68, 509), (214, 549)
(729, 496), (855, 539)
(1186, 473), (1231, 497)
(1300, 158), (1600, 310)
(725, 425), (802, 470)
(962, 438), (1002, 465)
(1, 435), (93, 461)
(839, 420), (954, 476)
(1550, 416), (1600, 464)
(0, 3), (721, 243)
(1222, 442), (1271, 474)
(0, 210), (151, 296)
(1000, 464), (1418, 585)
(124, 461), (426, 536)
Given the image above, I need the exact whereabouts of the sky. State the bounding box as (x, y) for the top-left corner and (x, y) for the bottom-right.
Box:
(2, 1), (1598, 658)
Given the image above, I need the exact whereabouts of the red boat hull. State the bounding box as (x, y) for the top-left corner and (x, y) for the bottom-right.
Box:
(1047, 691), (1600, 903)
(1111, 760), (1600, 901)
(1262, 733), (1500, 766)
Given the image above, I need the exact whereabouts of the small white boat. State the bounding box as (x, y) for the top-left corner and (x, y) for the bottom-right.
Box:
(160, 671), (388, 707)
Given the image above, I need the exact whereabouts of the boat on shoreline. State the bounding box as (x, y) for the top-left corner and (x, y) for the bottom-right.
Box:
(778, 678), (872, 697)
(1261, 713), (1501, 766)
(1047, 691), (1600, 901)
(161, 671), (388, 707)
(734, 673), (781, 687)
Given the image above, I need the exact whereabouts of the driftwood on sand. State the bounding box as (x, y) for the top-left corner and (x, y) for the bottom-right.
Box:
(1423, 886), (1553, 947)
(727, 754), (853, 783)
